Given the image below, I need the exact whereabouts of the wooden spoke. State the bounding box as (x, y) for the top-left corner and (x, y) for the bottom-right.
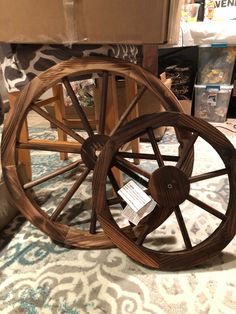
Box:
(147, 127), (165, 167)
(110, 86), (147, 136)
(107, 196), (125, 206)
(174, 206), (192, 250)
(89, 210), (98, 234)
(135, 224), (150, 246)
(90, 168), (123, 234)
(108, 169), (121, 193)
(98, 71), (109, 135)
(62, 77), (94, 137)
(115, 156), (151, 179)
(90, 167), (123, 234)
(50, 167), (90, 221)
(176, 132), (198, 170)
(117, 151), (179, 162)
(108, 169), (128, 208)
(17, 139), (82, 154)
(31, 104), (84, 143)
(113, 160), (149, 188)
(135, 204), (160, 246)
(189, 168), (228, 183)
(187, 194), (227, 221)
(23, 159), (83, 190)
(34, 96), (58, 108)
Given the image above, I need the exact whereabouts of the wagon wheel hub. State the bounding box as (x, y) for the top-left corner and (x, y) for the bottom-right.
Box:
(81, 134), (110, 170)
(148, 166), (190, 208)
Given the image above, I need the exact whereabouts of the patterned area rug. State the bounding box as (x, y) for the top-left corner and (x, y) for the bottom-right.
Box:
(0, 126), (236, 314)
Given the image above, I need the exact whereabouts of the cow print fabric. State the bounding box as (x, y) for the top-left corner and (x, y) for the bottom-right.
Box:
(0, 44), (139, 93)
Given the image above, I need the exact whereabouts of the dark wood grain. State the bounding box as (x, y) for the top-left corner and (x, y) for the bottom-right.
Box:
(1, 57), (189, 250)
(94, 111), (236, 270)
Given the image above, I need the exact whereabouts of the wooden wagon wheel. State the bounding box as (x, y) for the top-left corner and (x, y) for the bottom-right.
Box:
(94, 111), (236, 269)
(1, 57), (192, 249)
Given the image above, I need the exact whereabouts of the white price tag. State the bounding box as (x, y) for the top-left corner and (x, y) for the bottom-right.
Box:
(118, 180), (151, 212)
(118, 181), (156, 225)
(122, 200), (157, 225)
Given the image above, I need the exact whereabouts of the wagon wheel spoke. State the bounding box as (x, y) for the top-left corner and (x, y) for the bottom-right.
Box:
(31, 104), (84, 143)
(110, 86), (147, 136)
(135, 204), (174, 246)
(90, 168), (124, 234)
(107, 195), (125, 206)
(50, 167), (90, 221)
(23, 159), (83, 190)
(147, 127), (165, 167)
(115, 156), (151, 179)
(187, 194), (227, 221)
(113, 160), (149, 188)
(117, 151), (179, 162)
(17, 140), (82, 154)
(98, 71), (109, 135)
(174, 206), (192, 250)
(176, 132), (198, 170)
(62, 77), (94, 137)
(189, 168), (228, 183)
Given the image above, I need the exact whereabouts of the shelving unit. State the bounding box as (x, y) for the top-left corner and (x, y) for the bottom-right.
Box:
(160, 20), (236, 120)
(162, 21), (236, 48)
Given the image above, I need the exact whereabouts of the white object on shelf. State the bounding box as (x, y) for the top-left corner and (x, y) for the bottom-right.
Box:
(161, 21), (236, 47)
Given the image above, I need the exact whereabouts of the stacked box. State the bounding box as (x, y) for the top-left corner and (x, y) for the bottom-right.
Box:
(194, 85), (233, 122)
(194, 45), (235, 122)
(197, 45), (236, 85)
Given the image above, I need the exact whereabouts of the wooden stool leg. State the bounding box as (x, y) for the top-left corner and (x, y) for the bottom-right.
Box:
(8, 92), (32, 181)
(106, 75), (123, 186)
(125, 78), (140, 165)
(52, 84), (68, 160)
(97, 75), (122, 186)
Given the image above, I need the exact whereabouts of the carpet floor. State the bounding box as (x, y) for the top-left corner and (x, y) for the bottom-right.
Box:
(0, 125), (236, 314)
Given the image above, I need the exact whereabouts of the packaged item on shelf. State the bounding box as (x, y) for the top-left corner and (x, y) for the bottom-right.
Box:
(194, 84), (233, 122)
(204, 0), (236, 21)
(194, 0), (205, 21)
(181, 3), (200, 22)
(197, 45), (236, 85)
(164, 63), (193, 99)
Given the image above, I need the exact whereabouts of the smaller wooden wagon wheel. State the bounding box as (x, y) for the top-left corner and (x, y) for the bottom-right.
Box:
(1, 57), (192, 249)
(94, 112), (236, 269)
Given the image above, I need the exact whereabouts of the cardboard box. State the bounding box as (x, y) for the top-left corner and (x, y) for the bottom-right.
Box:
(194, 84), (233, 123)
(0, 0), (181, 45)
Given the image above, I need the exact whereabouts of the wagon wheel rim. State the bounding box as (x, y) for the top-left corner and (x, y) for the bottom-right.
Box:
(1, 57), (192, 249)
(94, 112), (236, 269)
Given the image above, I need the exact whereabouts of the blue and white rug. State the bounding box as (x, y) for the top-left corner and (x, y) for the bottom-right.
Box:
(0, 126), (236, 314)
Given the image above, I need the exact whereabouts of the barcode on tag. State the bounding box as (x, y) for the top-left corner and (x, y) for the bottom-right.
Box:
(118, 180), (151, 212)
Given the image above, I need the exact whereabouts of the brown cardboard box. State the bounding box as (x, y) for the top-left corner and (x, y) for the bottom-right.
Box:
(0, 0), (181, 45)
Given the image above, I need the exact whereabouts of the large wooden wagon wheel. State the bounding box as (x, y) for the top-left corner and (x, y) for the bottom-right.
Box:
(1, 57), (192, 249)
(93, 112), (236, 269)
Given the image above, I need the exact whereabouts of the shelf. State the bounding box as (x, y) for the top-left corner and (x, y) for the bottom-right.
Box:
(161, 21), (236, 48)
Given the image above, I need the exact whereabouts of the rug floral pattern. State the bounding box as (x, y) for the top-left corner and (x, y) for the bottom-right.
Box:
(0, 127), (236, 313)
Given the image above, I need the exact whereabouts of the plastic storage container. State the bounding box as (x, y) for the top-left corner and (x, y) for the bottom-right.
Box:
(197, 45), (236, 85)
(194, 84), (233, 122)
